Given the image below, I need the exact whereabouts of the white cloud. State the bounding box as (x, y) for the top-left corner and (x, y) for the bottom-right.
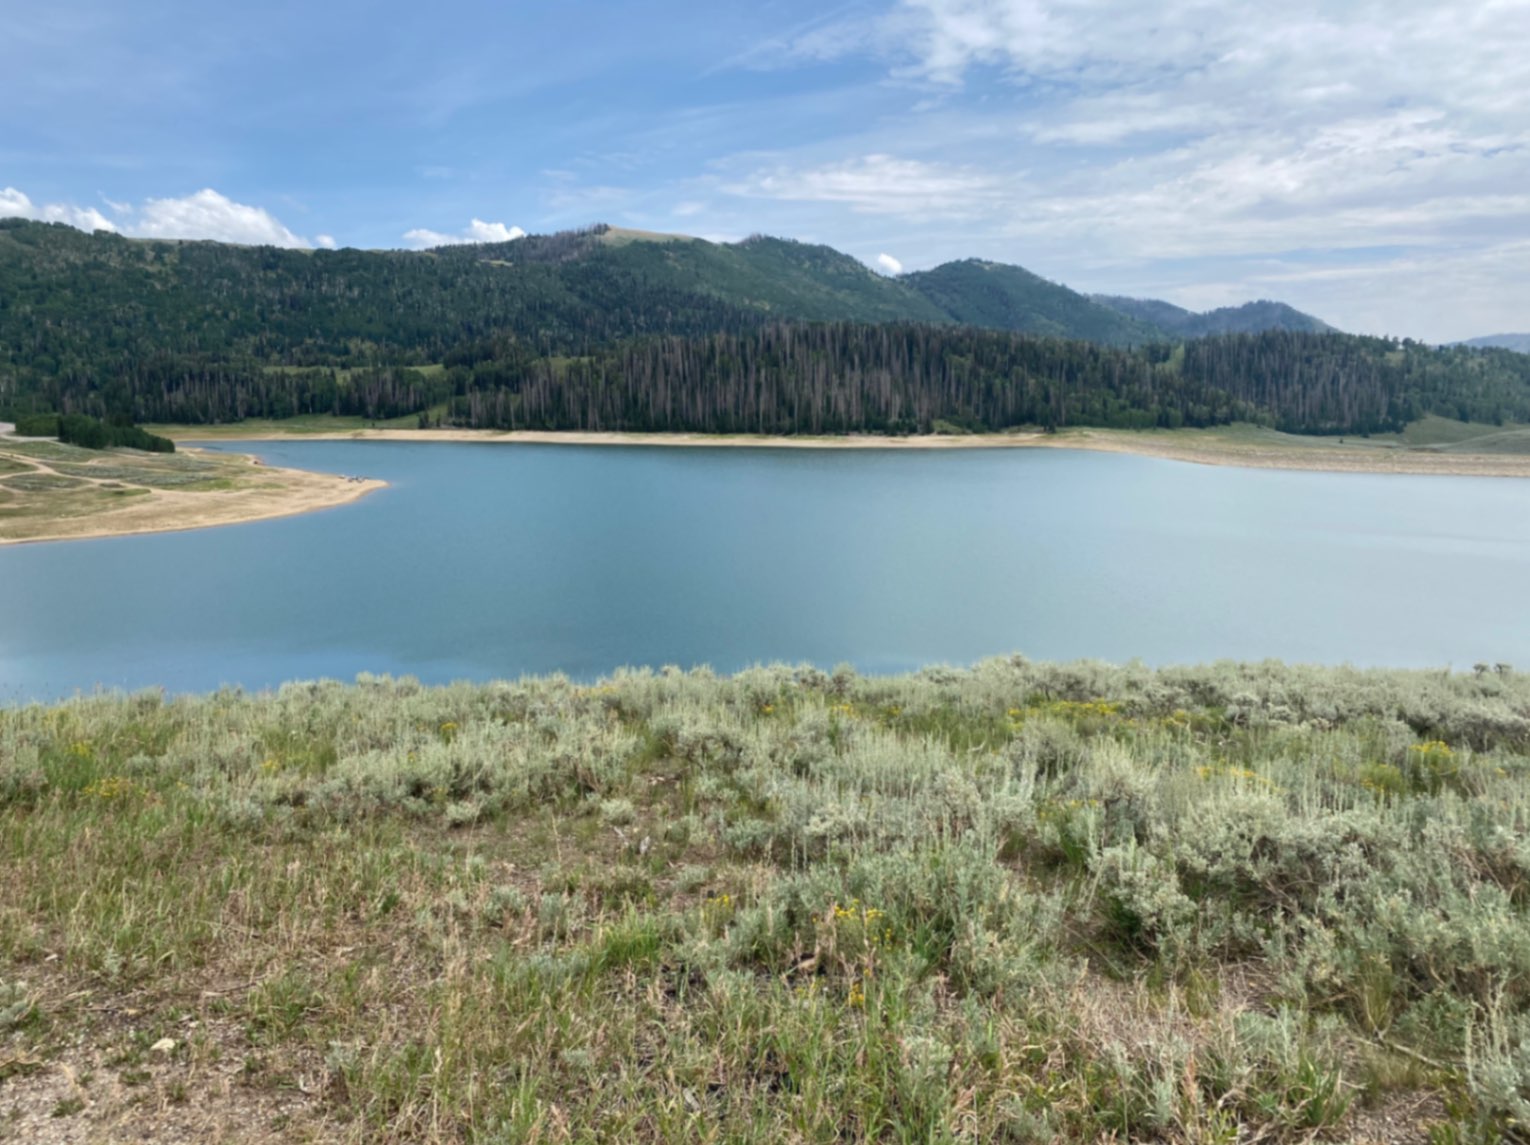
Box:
(814, 0), (1530, 120)
(402, 218), (526, 248)
(743, 0), (1530, 340)
(876, 252), (903, 274)
(131, 189), (311, 247)
(0, 186), (118, 232)
(723, 154), (1002, 217)
(1150, 239), (1530, 344)
(672, 200), (708, 217)
(315, 234), (338, 249)
(2, 185), (330, 247)
(993, 110), (1530, 261)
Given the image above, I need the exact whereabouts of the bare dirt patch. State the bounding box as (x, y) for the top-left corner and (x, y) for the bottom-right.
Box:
(0, 441), (383, 547)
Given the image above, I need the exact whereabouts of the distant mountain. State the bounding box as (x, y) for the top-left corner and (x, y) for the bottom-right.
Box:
(903, 260), (1161, 346)
(458, 226), (951, 326)
(1459, 334), (1530, 353)
(449, 228), (1160, 343)
(7, 217), (1530, 440)
(1092, 295), (1334, 337)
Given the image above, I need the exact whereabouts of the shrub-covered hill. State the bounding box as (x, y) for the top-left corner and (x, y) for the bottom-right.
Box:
(2, 658), (1528, 1141)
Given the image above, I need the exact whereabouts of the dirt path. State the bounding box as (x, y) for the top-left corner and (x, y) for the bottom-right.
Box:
(0, 443), (385, 546)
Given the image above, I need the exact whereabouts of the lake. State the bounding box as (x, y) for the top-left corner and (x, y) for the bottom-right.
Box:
(4, 440), (1530, 702)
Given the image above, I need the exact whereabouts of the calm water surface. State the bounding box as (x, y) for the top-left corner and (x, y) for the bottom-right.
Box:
(4, 441), (1529, 701)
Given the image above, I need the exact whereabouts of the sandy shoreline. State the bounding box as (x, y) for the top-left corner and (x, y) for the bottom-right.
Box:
(170, 425), (1530, 478)
(0, 448), (385, 547)
(8, 424), (1526, 549)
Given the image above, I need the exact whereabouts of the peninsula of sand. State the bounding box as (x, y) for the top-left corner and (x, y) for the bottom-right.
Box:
(0, 431), (383, 547)
(160, 421), (1530, 479)
(7, 419), (1530, 547)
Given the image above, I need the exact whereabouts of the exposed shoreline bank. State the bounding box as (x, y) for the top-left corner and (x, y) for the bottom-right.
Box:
(164, 424), (1530, 478)
(9, 422), (1527, 550)
(0, 446), (385, 547)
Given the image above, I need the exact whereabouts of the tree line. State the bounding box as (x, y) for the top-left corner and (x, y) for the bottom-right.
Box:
(9, 322), (1530, 438)
(15, 412), (175, 452)
(443, 326), (1530, 436)
(6, 219), (1530, 437)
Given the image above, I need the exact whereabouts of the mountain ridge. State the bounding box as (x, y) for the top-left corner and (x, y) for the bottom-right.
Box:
(1092, 294), (1333, 337)
(1458, 334), (1530, 353)
(4, 216), (1530, 443)
(0, 215), (1335, 348)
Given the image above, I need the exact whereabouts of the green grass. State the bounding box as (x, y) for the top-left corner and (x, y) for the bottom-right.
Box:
(0, 439), (97, 462)
(0, 473), (89, 492)
(0, 438), (289, 541)
(1369, 414), (1530, 454)
(147, 411), (434, 437)
(1055, 421), (1394, 452)
(596, 226), (700, 248)
(1380, 415), (1511, 447)
(1433, 429), (1530, 456)
(2, 659), (1528, 1141)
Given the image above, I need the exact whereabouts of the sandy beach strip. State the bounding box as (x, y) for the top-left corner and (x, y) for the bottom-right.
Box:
(0, 449), (385, 547)
(165, 425), (1530, 478)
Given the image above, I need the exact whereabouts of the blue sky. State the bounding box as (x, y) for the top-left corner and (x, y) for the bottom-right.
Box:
(3, 0), (1527, 342)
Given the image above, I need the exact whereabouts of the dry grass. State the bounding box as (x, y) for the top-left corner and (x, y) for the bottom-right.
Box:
(3, 660), (1528, 1141)
(0, 438), (383, 546)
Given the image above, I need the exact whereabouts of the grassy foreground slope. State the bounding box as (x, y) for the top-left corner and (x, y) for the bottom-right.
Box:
(3, 660), (1529, 1142)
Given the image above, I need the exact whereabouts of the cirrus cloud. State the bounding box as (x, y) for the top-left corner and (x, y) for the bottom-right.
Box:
(723, 153), (1003, 218)
(741, 0), (1530, 340)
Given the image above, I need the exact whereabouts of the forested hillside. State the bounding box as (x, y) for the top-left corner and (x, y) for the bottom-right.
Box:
(4, 218), (1530, 438)
(443, 327), (1530, 435)
(902, 260), (1159, 344)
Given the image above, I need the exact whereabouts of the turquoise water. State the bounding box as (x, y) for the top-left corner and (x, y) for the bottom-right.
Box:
(3, 441), (1529, 701)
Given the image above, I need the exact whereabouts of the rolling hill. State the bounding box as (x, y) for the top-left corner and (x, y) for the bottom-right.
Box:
(433, 227), (1154, 342)
(903, 260), (1160, 345)
(1459, 334), (1530, 353)
(1092, 295), (1333, 337)
(11, 216), (1527, 440)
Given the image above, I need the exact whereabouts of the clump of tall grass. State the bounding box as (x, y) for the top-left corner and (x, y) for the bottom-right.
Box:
(2, 657), (1528, 1141)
